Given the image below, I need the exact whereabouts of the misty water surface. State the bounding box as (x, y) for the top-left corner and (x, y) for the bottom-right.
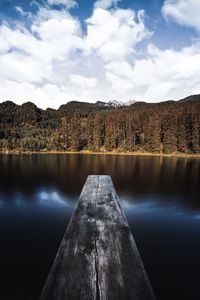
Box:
(0, 154), (200, 300)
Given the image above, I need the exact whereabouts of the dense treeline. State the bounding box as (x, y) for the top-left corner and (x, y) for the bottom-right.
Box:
(0, 95), (200, 154)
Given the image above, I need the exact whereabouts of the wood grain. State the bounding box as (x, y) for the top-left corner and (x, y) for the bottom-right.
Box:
(39, 175), (155, 300)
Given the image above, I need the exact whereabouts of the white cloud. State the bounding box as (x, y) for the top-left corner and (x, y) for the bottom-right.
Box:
(0, 52), (51, 83)
(105, 60), (134, 79)
(162, 0), (200, 31)
(0, 8), (83, 69)
(85, 8), (151, 61)
(130, 43), (200, 101)
(105, 60), (134, 93)
(94, 0), (121, 9)
(15, 6), (31, 17)
(0, 4), (151, 108)
(33, 7), (82, 46)
(1, 2), (200, 108)
(0, 34), (10, 54)
(96, 41), (200, 102)
(70, 74), (97, 88)
(0, 24), (51, 63)
(0, 80), (69, 109)
(47, 0), (77, 9)
(31, 10), (82, 60)
(106, 71), (134, 93)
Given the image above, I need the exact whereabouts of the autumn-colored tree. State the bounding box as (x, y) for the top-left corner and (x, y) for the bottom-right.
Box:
(0, 97), (200, 154)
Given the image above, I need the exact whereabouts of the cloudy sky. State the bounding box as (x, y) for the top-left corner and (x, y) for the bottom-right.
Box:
(0, 0), (200, 108)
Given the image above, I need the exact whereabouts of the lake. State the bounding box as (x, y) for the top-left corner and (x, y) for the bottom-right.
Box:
(0, 154), (200, 300)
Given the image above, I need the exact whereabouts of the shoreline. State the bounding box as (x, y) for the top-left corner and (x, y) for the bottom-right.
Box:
(0, 150), (200, 159)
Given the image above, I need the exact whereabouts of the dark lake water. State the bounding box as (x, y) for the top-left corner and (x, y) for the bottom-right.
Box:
(0, 154), (200, 300)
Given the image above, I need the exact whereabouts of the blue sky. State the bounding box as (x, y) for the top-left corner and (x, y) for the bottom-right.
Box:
(0, 0), (195, 49)
(0, 0), (200, 108)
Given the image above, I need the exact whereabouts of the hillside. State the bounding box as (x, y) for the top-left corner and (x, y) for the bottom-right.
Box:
(0, 95), (200, 154)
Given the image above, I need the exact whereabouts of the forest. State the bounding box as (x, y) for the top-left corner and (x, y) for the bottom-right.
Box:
(0, 95), (200, 154)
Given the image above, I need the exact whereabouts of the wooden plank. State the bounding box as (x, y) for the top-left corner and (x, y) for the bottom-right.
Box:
(39, 175), (155, 300)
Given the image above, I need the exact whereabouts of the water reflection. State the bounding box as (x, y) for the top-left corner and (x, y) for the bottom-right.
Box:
(121, 197), (200, 223)
(0, 154), (200, 300)
(38, 190), (73, 206)
(0, 189), (75, 208)
(0, 154), (200, 210)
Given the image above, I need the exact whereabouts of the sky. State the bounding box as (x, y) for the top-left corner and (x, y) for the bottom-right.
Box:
(0, 0), (200, 109)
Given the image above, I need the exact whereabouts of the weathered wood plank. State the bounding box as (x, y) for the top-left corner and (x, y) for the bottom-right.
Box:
(39, 175), (155, 300)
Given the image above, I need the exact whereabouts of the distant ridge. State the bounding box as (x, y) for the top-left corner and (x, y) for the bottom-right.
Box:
(1, 93), (200, 111)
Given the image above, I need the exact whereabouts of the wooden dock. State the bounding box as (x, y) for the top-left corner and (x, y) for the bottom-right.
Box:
(39, 175), (155, 300)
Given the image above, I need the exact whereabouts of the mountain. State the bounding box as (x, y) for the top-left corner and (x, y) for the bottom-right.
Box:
(0, 95), (200, 154)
